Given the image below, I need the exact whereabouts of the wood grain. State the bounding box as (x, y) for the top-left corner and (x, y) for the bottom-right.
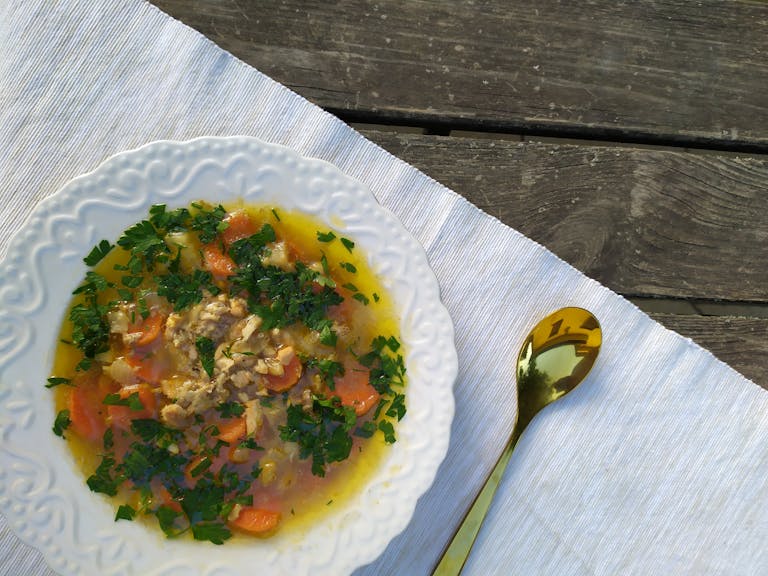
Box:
(150, 0), (768, 150)
(650, 313), (768, 391)
(359, 130), (768, 302)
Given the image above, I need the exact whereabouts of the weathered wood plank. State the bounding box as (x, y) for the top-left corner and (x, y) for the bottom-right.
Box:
(650, 313), (768, 391)
(151, 0), (768, 149)
(359, 130), (768, 302)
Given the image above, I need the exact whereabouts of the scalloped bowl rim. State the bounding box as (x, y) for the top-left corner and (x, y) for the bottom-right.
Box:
(0, 136), (457, 576)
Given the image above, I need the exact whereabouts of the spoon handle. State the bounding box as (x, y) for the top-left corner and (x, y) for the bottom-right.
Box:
(432, 428), (521, 576)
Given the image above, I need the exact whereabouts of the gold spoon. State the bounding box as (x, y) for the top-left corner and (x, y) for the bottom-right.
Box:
(433, 307), (602, 575)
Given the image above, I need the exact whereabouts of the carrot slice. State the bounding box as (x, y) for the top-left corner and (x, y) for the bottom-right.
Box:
(264, 355), (303, 392)
(333, 362), (379, 416)
(229, 506), (281, 535)
(108, 384), (157, 430)
(202, 243), (236, 277)
(68, 384), (107, 442)
(221, 211), (257, 247)
(216, 417), (247, 444)
(128, 312), (165, 347)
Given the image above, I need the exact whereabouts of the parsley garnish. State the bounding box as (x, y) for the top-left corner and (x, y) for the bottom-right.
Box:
(190, 202), (228, 244)
(149, 204), (191, 232)
(45, 376), (71, 388)
(117, 220), (169, 271)
(279, 395), (356, 477)
(115, 504), (137, 522)
(306, 357), (344, 389)
(215, 401), (245, 418)
(195, 336), (216, 378)
(156, 268), (219, 311)
(52, 409), (71, 438)
(103, 392), (144, 411)
(316, 230), (336, 242)
(87, 455), (119, 496)
(340, 237), (355, 252)
(83, 239), (114, 266)
(191, 522), (231, 545)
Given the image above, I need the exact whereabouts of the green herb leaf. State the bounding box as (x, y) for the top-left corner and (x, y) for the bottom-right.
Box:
(378, 420), (396, 444)
(279, 395), (356, 477)
(215, 401), (245, 418)
(83, 239), (114, 267)
(121, 275), (144, 288)
(156, 268), (219, 311)
(306, 357), (344, 389)
(191, 522), (232, 545)
(117, 220), (168, 271)
(340, 262), (357, 274)
(115, 504), (137, 522)
(103, 428), (114, 450)
(353, 292), (370, 306)
(72, 271), (113, 295)
(103, 392), (144, 411)
(149, 204), (191, 232)
(316, 230), (336, 243)
(155, 505), (184, 537)
(45, 376), (71, 388)
(87, 455), (119, 496)
(340, 237), (355, 253)
(318, 324), (338, 347)
(195, 336), (216, 378)
(191, 202), (228, 244)
(52, 409), (71, 437)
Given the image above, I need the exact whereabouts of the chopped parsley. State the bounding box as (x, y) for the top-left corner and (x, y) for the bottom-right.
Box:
(52, 409), (71, 438)
(215, 401), (245, 418)
(195, 336), (216, 378)
(103, 392), (144, 411)
(190, 202), (228, 244)
(279, 395), (356, 477)
(83, 239), (114, 266)
(340, 237), (355, 252)
(52, 200), (408, 545)
(115, 504), (137, 522)
(45, 376), (71, 388)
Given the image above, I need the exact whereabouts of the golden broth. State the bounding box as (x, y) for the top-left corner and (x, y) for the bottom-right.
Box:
(51, 202), (405, 541)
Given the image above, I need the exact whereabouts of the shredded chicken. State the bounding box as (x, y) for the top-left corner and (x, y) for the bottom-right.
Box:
(158, 292), (296, 428)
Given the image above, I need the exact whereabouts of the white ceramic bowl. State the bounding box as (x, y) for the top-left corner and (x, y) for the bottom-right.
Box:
(0, 136), (457, 576)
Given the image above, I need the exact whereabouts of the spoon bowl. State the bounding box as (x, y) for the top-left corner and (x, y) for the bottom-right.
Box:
(433, 307), (601, 575)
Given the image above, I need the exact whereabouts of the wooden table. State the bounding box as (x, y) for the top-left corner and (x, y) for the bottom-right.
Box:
(151, 0), (768, 389)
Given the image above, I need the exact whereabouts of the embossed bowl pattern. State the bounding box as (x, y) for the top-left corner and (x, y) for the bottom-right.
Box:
(0, 136), (457, 575)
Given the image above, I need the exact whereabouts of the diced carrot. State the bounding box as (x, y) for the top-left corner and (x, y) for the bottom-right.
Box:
(202, 243), (236, 277)
(264, 355), (303, 392)
(68, 383), (107, 442)
(228, 506), (281, 535)
(124, 353), (164, 384)
(216, 417), (247, 444)
(108, 383), (157, 430)
(221, 211), (257, 247)
(333, 362), (379, 416)
(127, 312), (165, 347)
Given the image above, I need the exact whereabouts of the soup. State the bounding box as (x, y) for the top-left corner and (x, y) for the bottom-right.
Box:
(49, 201), (406, 544)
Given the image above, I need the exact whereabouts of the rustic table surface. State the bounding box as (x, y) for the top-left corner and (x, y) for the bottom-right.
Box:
(150, 0), (768, 389)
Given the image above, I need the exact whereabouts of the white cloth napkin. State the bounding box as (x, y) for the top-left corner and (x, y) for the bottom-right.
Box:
(2, 2), (768, 575)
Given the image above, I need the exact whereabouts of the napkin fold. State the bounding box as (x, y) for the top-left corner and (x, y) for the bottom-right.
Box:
(3, 1), (768, 575)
